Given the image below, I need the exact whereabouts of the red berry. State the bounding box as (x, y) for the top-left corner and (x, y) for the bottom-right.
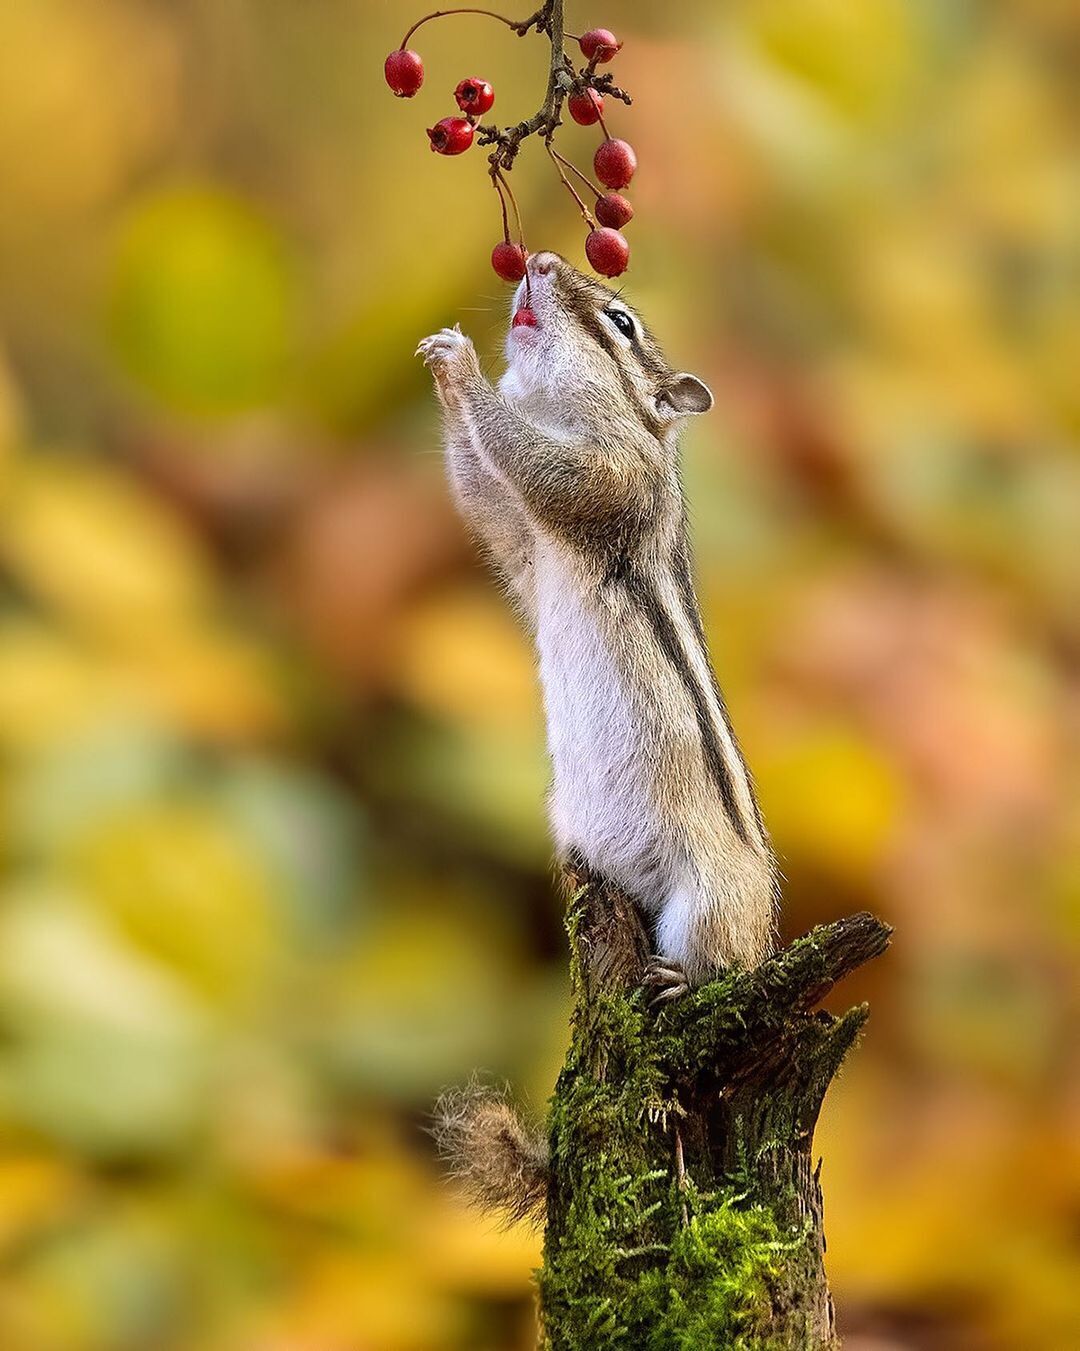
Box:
(568, 89), (604, 126)
(492, 241), (528, 282)
(427, 117), (474, 155)
(455, 77), (495, 115)
(594, 138), (637, 189)
(585, 227), (630, 278)
(579, 28), (622, 63)
(595, 193), (634, 229)
(385, 49), (424, 98)
(512, 307), (538, 328)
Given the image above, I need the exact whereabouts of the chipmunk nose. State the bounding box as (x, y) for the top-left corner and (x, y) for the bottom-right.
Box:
(529, 251), (561, 277)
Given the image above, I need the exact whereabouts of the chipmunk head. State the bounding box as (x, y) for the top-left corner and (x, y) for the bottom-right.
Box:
(501, 252), (713, 438)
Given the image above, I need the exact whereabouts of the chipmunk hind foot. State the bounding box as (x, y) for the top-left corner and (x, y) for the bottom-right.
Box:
(651, 872), (775, 994)
(644, 954), (691, 1005)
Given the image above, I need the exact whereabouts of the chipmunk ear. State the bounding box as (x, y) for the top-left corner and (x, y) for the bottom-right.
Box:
(657, 373), (714, 418)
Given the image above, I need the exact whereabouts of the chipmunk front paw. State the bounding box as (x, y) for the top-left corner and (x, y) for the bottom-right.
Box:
(416, 325), (481, 398)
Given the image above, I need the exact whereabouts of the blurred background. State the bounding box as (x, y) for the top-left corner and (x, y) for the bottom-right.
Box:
(0, 2), (1077, 1348)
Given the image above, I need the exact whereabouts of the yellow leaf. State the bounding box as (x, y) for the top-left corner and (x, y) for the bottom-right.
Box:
(0, 347), (22, 468)
(422, 1190), (542, 1297)
(744, 0), (920, 124)
(758, 725), (905, 882)
(120, 627), (285, 743)
(109, 186), (295, 415)
(393, 588), (540, 733)
(0, 1155), (81, 1257)
(0, 620), (120, 750)
(255, 1252), (459, 1351)
(63, 801), (276, 1006)
(0, 0), (178, 225)
(1, 458), (213, 638)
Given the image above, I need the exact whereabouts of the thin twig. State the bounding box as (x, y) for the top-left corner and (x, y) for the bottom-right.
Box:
(400, 6), (549, 49)
(476, 0), (573, 175)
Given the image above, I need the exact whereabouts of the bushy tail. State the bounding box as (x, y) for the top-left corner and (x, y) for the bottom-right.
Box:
(433, 1082), (549, 1225)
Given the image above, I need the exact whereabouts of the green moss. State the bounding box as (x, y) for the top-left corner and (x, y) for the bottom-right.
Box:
(540, 905), (806, 1350)
(538, 884), (858, 1349)
(644, 1200), (789, 1349)
(541, 1164), (798, 1350)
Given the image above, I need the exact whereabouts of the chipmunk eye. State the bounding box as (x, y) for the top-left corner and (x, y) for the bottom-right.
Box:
(605, 308), (635, 340)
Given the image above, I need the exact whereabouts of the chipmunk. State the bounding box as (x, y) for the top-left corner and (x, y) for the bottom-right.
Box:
(418, 252), (777, 999)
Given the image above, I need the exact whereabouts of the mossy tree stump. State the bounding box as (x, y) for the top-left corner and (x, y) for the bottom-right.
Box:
(539, 863), (891, 1349)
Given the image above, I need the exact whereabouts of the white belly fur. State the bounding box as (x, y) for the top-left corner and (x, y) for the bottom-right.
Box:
(531, 540), (774, 978)
(533, 541), (672, 902)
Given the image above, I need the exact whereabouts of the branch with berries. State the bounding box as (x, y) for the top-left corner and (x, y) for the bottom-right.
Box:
(383, 1), (637, 282)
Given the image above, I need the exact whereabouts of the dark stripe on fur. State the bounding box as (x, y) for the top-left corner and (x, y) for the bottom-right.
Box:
(625, 327), (668, 379)
(620, 560), (752, 844)
(558, 279), (666, 440)
(580, 310), (666, 440)
(670, 533), (768, 843)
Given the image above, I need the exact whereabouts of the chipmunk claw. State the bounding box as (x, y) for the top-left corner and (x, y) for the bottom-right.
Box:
(416, 327), (479, 397)
(417, 326), (469, 361)
(644, 955), (690, 1006)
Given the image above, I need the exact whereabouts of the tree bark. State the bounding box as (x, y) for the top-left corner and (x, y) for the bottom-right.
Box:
(538, 861), (891, 1349)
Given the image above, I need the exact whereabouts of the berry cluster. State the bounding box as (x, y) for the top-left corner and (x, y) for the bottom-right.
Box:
(383, 4), (637, 283)
(419, 77), (493, 158)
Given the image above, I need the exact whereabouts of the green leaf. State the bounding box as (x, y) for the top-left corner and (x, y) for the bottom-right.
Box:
(108, 185), (295, 416)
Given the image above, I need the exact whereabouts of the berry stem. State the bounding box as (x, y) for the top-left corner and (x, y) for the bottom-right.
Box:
(492, 174), (512, 244)
(547, 145), (596, 228)
(495, 168), (531, 303)
(497, 169), (527, 249)
(400, 5), (550, 48)
(549, 146), (602, 199)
